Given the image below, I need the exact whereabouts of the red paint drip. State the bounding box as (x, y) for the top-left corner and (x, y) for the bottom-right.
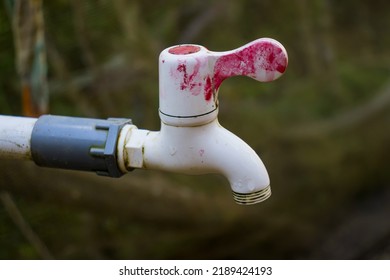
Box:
(213, 41), (287, 90)
(169, 45), (201, 55)
(177, 59), (202, 94)
(204, 76), (213, 101)
(177, 64), (188, 90)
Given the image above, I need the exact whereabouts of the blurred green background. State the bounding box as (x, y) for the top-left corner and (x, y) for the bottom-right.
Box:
(0, 0), (389, 259)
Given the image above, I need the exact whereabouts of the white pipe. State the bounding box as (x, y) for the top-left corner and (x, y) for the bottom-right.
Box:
(0, 116), (37, 160)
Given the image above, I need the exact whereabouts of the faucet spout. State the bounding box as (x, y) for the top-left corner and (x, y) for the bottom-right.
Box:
(120, 119), (271, 205)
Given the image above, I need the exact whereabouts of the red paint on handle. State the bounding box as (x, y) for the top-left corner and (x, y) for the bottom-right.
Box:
(213, 40), (287, 90)
(169, 39), (287, 103)
(169, 45), (201, 55)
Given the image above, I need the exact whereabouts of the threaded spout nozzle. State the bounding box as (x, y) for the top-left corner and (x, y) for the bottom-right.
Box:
(232, 185), (271, 205)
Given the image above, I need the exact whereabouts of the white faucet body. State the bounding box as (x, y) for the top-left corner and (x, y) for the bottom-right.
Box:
(117, 38), (288, 204)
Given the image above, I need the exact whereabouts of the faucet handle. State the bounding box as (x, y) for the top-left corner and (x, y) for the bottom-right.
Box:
(159, 38), (288, 126)
(211, 38), (288, 90)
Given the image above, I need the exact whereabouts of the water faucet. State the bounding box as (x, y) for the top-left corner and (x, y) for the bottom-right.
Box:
(0, 38), (287, 205)
(117, 38), (288, 205)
